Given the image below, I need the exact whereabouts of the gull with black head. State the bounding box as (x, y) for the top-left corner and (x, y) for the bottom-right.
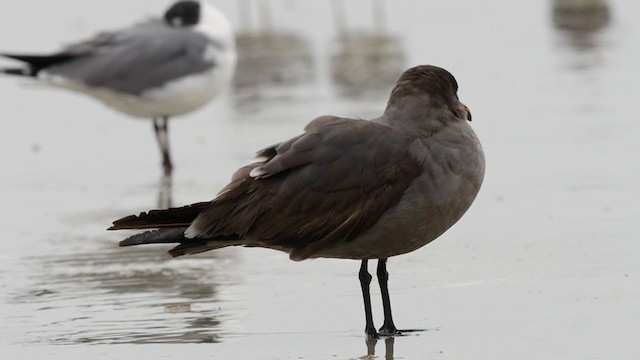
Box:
(109, 65), (485, 337)
(0, 0), (236, 176)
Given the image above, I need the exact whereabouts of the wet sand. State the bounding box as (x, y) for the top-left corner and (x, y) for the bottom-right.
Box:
(1, 0), (639, 358)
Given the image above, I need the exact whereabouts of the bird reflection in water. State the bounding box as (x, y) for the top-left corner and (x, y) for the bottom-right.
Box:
(552, 0), (611, 51)
(232, 0), (314, 110)
(158, 172), (173, 209)
(362, 337), (394, 360)
(16, 239), (231, 344)
(330, 0), (406, 99)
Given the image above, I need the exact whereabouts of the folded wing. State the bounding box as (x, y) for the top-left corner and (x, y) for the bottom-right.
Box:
(44, 21), (221, 95)
(187, 116), (423, 260)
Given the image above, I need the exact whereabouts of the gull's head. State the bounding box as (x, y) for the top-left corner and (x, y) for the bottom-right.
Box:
(163, 1), (234, 45)
(164, 0), (202, 27)
(387, 65), (472, 122)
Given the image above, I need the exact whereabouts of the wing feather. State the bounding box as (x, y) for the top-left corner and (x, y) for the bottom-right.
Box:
(188, 116), (422, 260)
(43, 21), (219, 94)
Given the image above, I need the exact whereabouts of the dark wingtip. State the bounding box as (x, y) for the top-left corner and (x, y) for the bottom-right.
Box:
(109, 213), (149, 230)
(1, 67), (32, 76)
(109, 203), (210, 231)
(118, 236), (140, 247)
(118, 228), (190, 247)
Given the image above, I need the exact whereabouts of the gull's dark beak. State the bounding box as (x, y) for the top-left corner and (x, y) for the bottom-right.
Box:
(460, 102), (472, 121)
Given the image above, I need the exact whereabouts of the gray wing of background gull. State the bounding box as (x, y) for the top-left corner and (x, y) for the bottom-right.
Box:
(44, 20), (223, 95)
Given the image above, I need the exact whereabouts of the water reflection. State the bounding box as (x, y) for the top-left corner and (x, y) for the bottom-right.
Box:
(10, 238), (236, 344)
(157, 173), (173, 209)
(234, 32), (314, 89)
(360, 337), (394, 360)
(330, 0), (406, 99)
(552, 0), (611, 50)
(330, 32), (405, 99)
(233, 1), (314, 110)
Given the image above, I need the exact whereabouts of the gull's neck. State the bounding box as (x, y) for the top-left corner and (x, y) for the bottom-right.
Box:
(378, 94), (458, 136)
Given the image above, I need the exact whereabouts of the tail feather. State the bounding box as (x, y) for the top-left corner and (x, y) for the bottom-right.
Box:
(168, 238), (245, 257)
(112, 202), (247, 257)
(119, 227), (214, 258)
(109, 202), (210, 230)
(119, 227), (191, 247)
(118, 227), (243, 258)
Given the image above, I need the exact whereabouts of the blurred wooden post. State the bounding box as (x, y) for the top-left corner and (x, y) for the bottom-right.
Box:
(372, 0), (387, 34)
(331, 0), (348, 34)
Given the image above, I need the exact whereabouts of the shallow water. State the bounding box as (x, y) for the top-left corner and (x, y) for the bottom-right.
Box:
(1, 0), (639, 358)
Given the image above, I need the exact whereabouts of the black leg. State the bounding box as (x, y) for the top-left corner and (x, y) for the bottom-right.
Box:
(377, 258), (398, 335)
(153, 117), (173, 176)
(359, 259), (377, 337)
